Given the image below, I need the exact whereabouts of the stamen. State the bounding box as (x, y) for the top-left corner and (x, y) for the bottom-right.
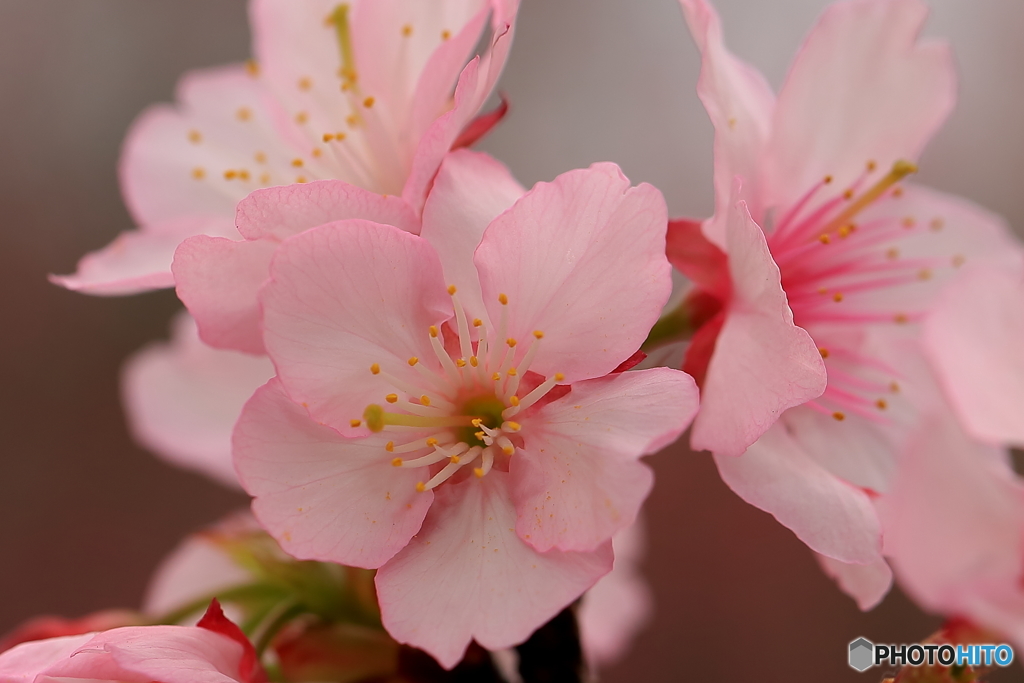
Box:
(496, 436), (515, 456)
(428, 325), (460, 384)
(449, 287), (474, 362)
(423, 446), (482, 490)
(818, 161), (917, 237)
(505, 373), (564, 416)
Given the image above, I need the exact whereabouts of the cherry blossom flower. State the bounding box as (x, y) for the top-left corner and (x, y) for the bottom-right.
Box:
(233, 159), (699, 666)
(924, 253), (1024, 448)
(670, 0), (1015, 564)
(52, 0), (517, 297)
(122, 313), (273, 488)
(0, 602), (264, 683)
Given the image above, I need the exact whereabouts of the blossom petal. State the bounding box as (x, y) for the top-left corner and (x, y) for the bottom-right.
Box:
(51, 216), (236, 296)
(924, 257), (1024, 447)
(376, 472), (612, 669)
(0, 635), (95, 683)
(816, 554), (892, 611)
(234, 380), (432, 569)
(174, 236), (279, 355)
(420, 149), (524, 325)
(679, 0), (775, 248)
(260, 221), (451, 435)
(713, 421), (882, 564)
(764, 0), (955, 210)
(691, 199), (826, 457)
(476, 164), (671, 383)
(512, 368), (698, 552)
(122, 313), (274, 489)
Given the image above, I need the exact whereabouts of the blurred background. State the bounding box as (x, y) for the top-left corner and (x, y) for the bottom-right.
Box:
(1, 0), (1022, 681)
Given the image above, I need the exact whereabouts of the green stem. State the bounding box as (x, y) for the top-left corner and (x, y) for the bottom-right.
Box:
(154, 583), (285, 627)
(254, 601), (306, 657)
(641, 300), (698, 352)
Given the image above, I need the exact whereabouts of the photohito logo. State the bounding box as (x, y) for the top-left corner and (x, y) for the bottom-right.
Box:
(848, 637), (1014, 672)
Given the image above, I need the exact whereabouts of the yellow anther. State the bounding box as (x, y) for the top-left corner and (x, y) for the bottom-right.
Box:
(296, 176), (308, 183)
(509, 396), (520, 406)
(469, 356), (479, 367)
(886, 248), (900, 260)
(298, 76), (312, 90)
(429, 325), (439, 337)
(498, 293), (508, 305)
(832, 412), (846, 422)
(843, 189), (854, 200)
(471, 418), (483, 427)
(952, 255), (966, 267)
(473, 318), (483, 327)
(917, 269), (932, 281)
(533, 330), (544, 339)
(363, 96), (375, 108)
(245, 59), (259, 77)
(291, 158), (304, 167)
(188, 129), (202, 144)
(370, 363), (381, 375)
(254, 151), (267, 163)
(837, 224), (853, 239)
(506, 338), (517, 347)
(224, 170), (238, 180)
(335, 132), (346, 140)
(823, 175), (833, 184)
(386, 393), (398, 404)
(426, 438), (439, 447)
(456, 359), (467, 368)
(238, 170), (251, 181)
(346, 114), (359, 127)
(312, 148), (323, 158)
(901, 217), (916, 229)
(492, 372), (501, 381)
(237, 107), (252, 121)
(386, 442), (395, 453)
(866, 160), (877, 172)
(930, 218), (944, 231)
(818, 234), (831, 245)
(505, 421), (522, 432)
(416, 482), (426, 492)
(450, 455), (461, 464)
(191, 167), (205, 180)
(817, 287), (828, 295)
(875, 399), (888, 410)
(507, 368), (518, 377)
(420, 395), (431, 406)
(260, 172), (271, 184)
(295, 111), (309, 124)
(408, 357), (419, 366)
(890, 381), (901, 393)
(554, 373), (565, 382)
(350, 419), (362, 428)
(474, 467), (485, 478)
(832, 292), (844, 303)
(475, 431), (486, 439)
(502, 445), (515, 456)
(892, 187), (904, 198)
(391, 457), (402, 466)
(818, 348), (829, 359)
(447, 285), (457, 295)
(364, 405), (385, 432)
(323, 133), (335, 142)
(894, 313), (909, 324)
(402, 24), (413, 36)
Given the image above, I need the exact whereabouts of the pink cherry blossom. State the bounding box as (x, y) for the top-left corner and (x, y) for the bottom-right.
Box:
(671, 0), (1015, 563)
(577, 519), (653, 669)
(233, 161), (699, 666)
(877, 411), (1024, 651)
(122, 313), (274, 488)
(924, 253), (1024, 448)
(0, 602), (263, 683)
(52, 0), (517, 298)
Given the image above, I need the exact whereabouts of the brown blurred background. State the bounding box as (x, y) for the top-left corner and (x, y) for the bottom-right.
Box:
(2, 1), (1023, 681)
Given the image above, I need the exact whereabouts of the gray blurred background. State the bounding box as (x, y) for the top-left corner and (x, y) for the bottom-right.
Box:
(2, 1), (1022, 681)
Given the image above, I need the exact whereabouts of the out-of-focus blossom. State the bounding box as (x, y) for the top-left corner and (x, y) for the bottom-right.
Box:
(670, 0), (1015, 565)
(578, 519), (653, 669)
(123, 313), (274, 488)
(878, 412), (1024, 651)
(233, 156), (699, 667)
(0, 611), (143, 654)
(0, 602), (263, 683)
(924, 254), (1024, 448)
(52, 0), (517, 298)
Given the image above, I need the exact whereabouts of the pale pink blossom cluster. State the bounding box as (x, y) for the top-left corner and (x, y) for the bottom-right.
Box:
(10, 0), (1024, 679)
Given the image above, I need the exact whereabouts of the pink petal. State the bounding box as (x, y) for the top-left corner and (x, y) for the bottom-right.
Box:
(511, 368), (698, 553)
(402, 11), (516, 214)
(691, 200), (826, 457)
(763, 0), (955, 210)
(233, 381), (432, 569)
(713, 421), (882, 564)
(260, 221), (451, 434)
(475, 164), (671, 383)
(43, 627), (248, 683)
(665, 218), (729, 298)
(925, 257), (1024, 447)
(51, 216), (237, 296)
(0, 635), (95, 683)
(679, 0), (775, 248)
(375, 472), (612, 669)
(174, 236), (278, 355)
(176, 182), (420, 355)
(815, 554), (893, 611)
(877, 414), (1024, 619)
(122, 313), (274, 489)
(419, 149), (524, 324)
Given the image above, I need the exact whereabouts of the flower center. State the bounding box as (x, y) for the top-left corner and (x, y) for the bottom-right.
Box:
(359, 288), (563, 492)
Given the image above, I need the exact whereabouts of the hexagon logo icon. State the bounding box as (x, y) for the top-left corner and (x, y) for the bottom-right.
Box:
(849, 638), (874, 672)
